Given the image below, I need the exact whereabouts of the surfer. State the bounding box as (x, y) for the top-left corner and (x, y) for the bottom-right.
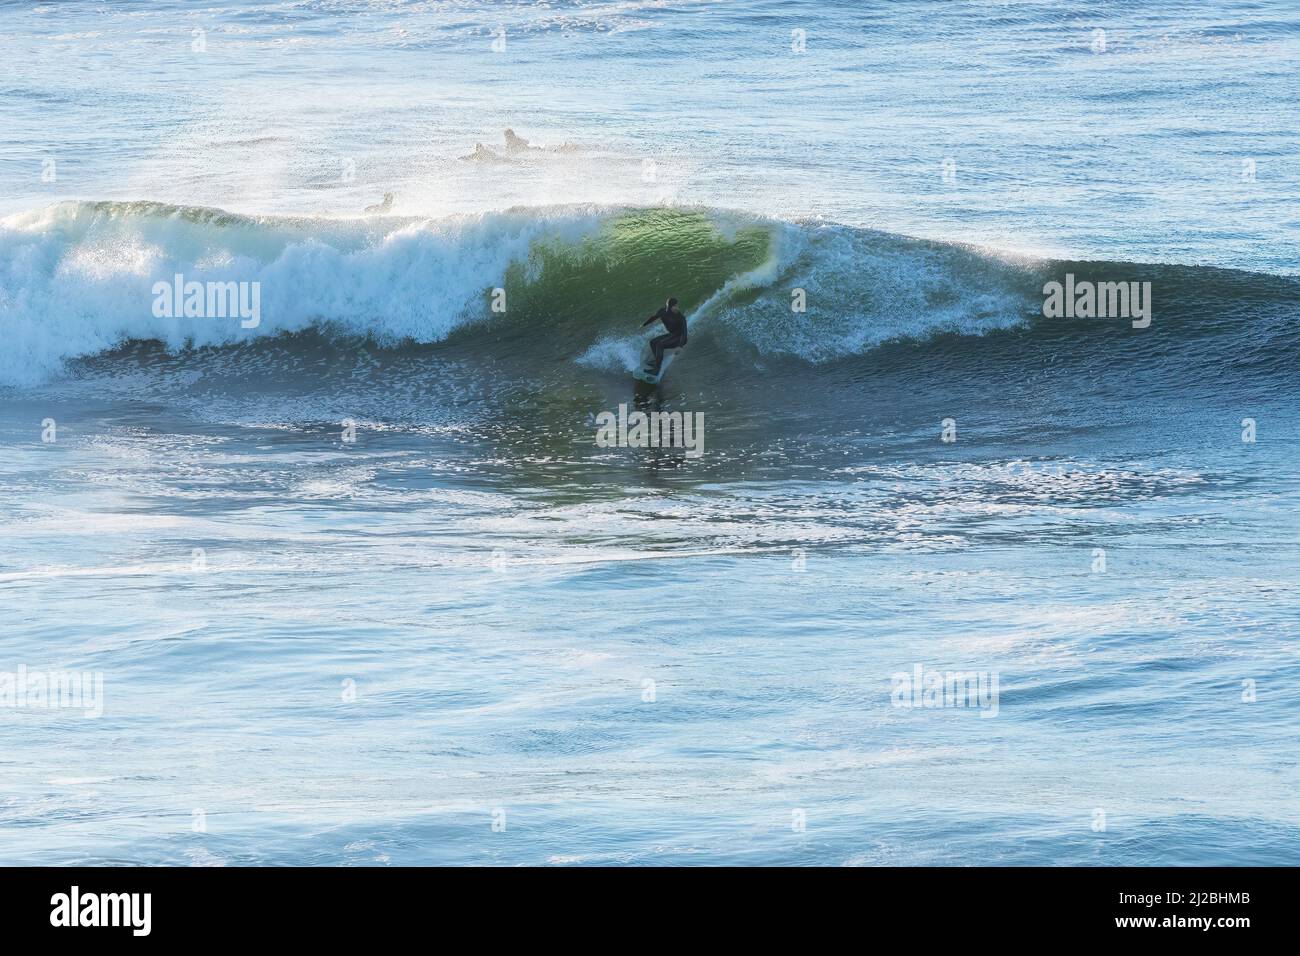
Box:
(364, 192), (394, 214)
(640, 297), (688, 374)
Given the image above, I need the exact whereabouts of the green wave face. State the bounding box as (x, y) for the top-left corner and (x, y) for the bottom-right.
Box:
(493, 208), (773, 337)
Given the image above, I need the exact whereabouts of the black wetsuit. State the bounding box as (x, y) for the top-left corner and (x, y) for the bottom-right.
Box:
(647, 307), (688, 372)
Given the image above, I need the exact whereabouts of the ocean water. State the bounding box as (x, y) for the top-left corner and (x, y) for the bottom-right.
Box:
(1, 0), (1298, 866)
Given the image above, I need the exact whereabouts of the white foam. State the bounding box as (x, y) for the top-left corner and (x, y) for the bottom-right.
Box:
(0, 201), (606, 386)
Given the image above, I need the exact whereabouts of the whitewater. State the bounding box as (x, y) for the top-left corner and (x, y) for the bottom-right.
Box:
(1, 0), (1298, 867)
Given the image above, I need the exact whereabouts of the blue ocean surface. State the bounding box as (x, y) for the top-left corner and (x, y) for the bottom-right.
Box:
(1, 0), (1298, 866)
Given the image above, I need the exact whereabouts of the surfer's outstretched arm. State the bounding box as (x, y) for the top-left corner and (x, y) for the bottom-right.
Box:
(640, 314), (660, 328)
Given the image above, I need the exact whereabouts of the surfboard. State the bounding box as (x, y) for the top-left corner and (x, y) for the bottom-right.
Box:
(632, 342), (680, 385)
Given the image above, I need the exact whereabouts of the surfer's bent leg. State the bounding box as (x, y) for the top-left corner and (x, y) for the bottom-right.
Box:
(650, 333), (671, 371)
(650, 333), (683, 373)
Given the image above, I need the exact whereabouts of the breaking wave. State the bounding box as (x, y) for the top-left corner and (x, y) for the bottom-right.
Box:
(1, 200), (1296, 388)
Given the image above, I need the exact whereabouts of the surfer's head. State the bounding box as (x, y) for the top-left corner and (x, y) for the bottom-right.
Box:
(667, 297), (679, 310)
